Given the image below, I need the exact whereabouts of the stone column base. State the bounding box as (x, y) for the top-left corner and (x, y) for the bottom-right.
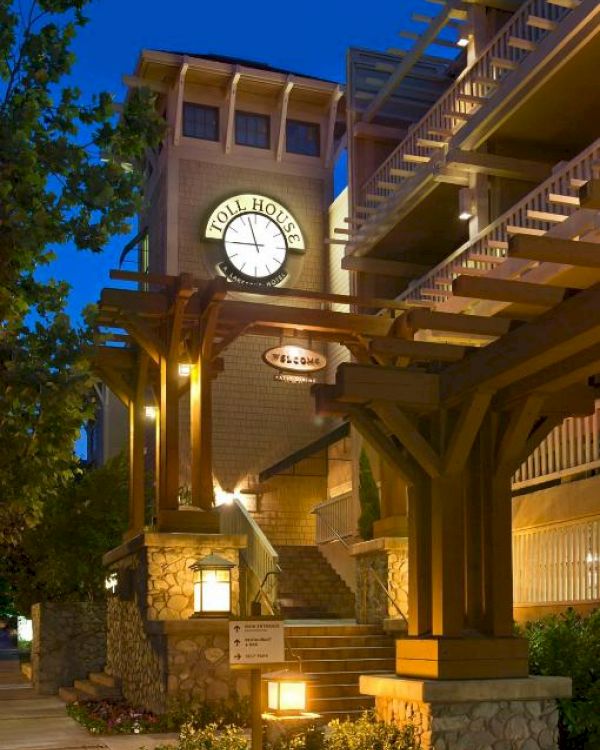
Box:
(360, 674), (572, 750)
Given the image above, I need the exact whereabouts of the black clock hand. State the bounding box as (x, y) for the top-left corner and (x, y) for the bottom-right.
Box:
(227, 240), (264, 247)
(248, 216), (261, 253)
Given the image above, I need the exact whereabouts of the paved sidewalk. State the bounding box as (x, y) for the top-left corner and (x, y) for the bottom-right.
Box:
(0, 630), (177, 750)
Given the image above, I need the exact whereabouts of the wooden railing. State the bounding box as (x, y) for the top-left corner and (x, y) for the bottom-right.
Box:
(313, 493), (359, 545)
(514, 402), (600, 491)
(219, 498), (280, 613)
(514, 517), (600, 605)
(355, 0), (575, 228)
(398, 137), (600, 305)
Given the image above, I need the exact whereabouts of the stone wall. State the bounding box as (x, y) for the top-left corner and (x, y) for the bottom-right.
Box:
(351, 538), (409, 626)
(31, 602), (106, 695)
(361, 675), (572, 750)
(103, 532), (249, 713)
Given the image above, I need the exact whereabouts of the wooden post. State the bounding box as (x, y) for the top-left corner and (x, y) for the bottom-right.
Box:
(251, 668), (263, 750)
(190, 353), (214, 510)
(159, 354), (180, 511)
(407, 480), (432, 636)
(128, 354), (148, 536)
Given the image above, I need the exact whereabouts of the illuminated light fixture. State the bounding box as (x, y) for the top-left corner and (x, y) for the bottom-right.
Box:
(458, 188), (475, 222)
(178, 362), (192, 377)
(104, 572), (118, 594)
(457, 36), (470, 48)
(144, 405), (157, 420)
(190, 554), (235, 617)
(214, 487), (238, 506)
(263, 669), (309, 716)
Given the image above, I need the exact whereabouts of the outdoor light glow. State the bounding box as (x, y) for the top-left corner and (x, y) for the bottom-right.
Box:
(457, 37), (470, 48)
(17, 617), (33, 643)
(214, 487), (238, 506)
(104, 573), (118, 593)
(459, 210), (473, 221)
(264, 671), (309, 714)
(195, 569), (231, 613)
(145, 405), (157, 420)
(178, 362), (192, 377)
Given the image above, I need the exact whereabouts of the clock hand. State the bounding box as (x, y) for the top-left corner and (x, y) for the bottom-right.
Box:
(248, 215), (261, 254)
(227, 240), (264, 247)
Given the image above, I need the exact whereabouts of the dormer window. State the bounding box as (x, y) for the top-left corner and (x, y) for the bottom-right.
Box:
(235, 111), (270, 149)
(183, 103), (220, 141)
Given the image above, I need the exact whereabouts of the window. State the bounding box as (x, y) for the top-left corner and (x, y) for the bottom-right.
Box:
(182, 103), (219, 141)
(235, 111), (270, 149)
(286, 120), (320, 157)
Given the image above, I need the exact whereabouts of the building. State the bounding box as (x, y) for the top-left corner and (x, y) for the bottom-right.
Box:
(80, 2), (600, 745)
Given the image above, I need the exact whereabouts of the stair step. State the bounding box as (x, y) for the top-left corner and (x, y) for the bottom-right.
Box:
(89, 672), (120, 689)
(304, 669), (394, 686)
(286, 635), (393, 648)
(73, 679), (121, 700)
(318, 708), (372, 721)
(311, 695), (374, 713)
(299, 658), (395, 673)
(285, 625), (382, 636)
(311, 683), (363, 699)
(58, 686), (82, 703)
(289, 646), (395, 660)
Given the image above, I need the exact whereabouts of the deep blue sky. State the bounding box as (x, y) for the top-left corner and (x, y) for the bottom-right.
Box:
(40, 0), (440, 323)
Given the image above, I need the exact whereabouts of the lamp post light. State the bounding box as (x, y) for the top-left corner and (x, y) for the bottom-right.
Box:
(263, 669), (309, 716)
(189, 554), (235, 617)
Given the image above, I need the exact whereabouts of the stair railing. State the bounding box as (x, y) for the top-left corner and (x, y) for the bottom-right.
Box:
(219, 498), (281, 616)
(312, 502), (408, 625)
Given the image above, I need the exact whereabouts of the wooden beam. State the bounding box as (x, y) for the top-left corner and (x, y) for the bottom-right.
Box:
(335, 363), (440, 410)
(123, 75), (169, 95)
(341, 255), (429, 278)
(399, 309), (512, 339)
(362, 0), (464, 122)
(496, 394), (545, 472)
(452, 275), (569, 307)
(462, 0), (521, 9)
(276, 76), (294, 162)
(369, 337), (467, 362)
(445, 149), (552, 182)
(441, 283), (600, 403)
(353, 121), (407, 141)
(443, 389), (493, 474)
(168, 274), (194, 360)
(325, 86), (343, 167)
(100, 287), (168, 317)
(129, 352), (148, 534)
(508, 234), (600, 268)
(225, 67), (241, 155)
(94, 365), (133, 407)
(122, 313), (165, 365)
(172, 62), (189, 146)
(372, 402), (442, 477)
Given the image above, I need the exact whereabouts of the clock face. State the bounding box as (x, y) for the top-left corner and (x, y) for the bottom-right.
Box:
(223, 213), (287, 280)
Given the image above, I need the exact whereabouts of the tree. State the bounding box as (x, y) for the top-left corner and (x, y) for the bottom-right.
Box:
(1, 454), (129, 614)
(0, 0), (164, 543)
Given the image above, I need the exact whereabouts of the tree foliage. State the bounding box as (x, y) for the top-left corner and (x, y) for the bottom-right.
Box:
(1, 453), (129, 614)
(0, 0), (164, 543)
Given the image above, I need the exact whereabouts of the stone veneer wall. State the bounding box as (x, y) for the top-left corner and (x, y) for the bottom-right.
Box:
(375, 696), (560, 749)
(31, 602), (106, 695)
(103, 533), (249, 713)
(352, 538), (409, 626)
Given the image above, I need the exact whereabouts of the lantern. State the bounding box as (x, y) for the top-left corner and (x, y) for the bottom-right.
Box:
(144, 405), (157, 420)
(178, 362), (192, 377)
(189, 554), (235, 616)
(263, 669), (308, 715)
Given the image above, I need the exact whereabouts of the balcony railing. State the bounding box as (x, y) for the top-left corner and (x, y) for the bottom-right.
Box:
(398, 136), (600, 306)
(313, 492), (358, 545)
(354, 0), (577, 233)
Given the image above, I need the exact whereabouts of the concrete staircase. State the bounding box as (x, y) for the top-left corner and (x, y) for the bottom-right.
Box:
(276, 546), (356, 619)
(58, 671), (122, 703)
(285, 623), (395, 720)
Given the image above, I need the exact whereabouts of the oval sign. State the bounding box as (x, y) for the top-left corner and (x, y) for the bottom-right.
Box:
(262, 345), (327, 374)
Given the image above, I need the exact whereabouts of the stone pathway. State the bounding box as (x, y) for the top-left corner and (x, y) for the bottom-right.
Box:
(0, 630), (177, 750)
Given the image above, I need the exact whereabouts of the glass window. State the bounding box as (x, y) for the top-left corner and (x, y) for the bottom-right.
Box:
(235, 111), (270, 149)
(286, 120), (320, 157)
(182, 102), (219, 141)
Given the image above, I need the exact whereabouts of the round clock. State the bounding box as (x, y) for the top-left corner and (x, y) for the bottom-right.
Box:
(223, 213), (286, 281)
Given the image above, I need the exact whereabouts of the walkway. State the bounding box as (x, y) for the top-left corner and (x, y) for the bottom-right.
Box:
(0, 630), (176, 750)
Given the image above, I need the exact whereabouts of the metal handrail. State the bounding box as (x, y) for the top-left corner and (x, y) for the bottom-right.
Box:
(312, 503), (408, 624)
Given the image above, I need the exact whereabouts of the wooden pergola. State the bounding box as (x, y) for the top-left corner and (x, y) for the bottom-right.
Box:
(94, 231), (600, 679)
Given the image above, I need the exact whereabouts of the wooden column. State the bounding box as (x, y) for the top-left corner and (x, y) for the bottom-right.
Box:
(190, 353), (214, 510)
(159, 354), (180, 511)
(407, 480), (432, 636)
(128, 353), (148, 535)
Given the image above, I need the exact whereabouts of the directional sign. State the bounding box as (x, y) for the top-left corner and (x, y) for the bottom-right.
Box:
(229, 620), (285, 665)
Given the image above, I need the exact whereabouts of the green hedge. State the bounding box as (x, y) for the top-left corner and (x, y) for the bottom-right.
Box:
(525, 608), (600, 749)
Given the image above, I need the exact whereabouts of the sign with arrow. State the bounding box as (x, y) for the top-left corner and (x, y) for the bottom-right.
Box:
(228, 620), (285, 665)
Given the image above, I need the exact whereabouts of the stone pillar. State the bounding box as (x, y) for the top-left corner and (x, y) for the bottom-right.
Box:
(351, 537), (408, 631)
(103, 532), (249, 712)
(361, 674), (572, 750)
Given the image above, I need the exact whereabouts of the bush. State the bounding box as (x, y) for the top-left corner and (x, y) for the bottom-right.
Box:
(158, 722), (248, 750)
(358, 450), (380, 541)
(525, 608), (600, 749)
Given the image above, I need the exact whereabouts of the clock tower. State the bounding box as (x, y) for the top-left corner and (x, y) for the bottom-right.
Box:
(129, 51), (345, 499)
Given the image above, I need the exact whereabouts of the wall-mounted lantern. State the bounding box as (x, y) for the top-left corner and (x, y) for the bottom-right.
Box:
(263, 669), (308, 715)
(189, 554), (235, 617)
(144, 405), (157, 421)
(178, 362), (192, 377)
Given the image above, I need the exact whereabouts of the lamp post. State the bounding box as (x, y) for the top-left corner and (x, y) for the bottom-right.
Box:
(189, 554), (235, 617)
(263, 669), (308, 715)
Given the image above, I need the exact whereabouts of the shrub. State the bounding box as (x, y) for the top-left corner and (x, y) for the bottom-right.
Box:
(358, 450), (380, 541)
(158, 722), (248, 750)
(525, 608), (600, 749)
